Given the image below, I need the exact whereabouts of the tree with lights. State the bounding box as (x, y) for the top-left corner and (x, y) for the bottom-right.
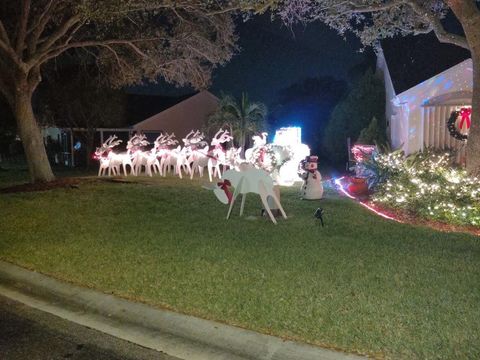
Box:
(0, 1), (236, 183)
(239, 0), (480, 174)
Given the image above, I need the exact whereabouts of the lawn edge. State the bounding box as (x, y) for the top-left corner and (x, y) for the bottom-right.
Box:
(0, 260), (364, 360)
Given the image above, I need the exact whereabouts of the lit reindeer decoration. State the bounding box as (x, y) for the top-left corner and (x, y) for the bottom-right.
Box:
(160, 131), (191, 179)
(94, 136), (118, 176)
(157, 133), (179, 175)
(94, 135), (133, 176)
(245, 132), (268, 163)
(184, 130), (210, 179)
(128, 134), (151, 176)
(207, 129), (233, 182)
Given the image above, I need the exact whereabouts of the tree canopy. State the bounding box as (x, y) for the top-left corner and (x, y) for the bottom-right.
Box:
(0, 0), (238, 182)
(323, 69), (385, 167)
(238, 0), (480, 174)
(205, 92), (267, 153)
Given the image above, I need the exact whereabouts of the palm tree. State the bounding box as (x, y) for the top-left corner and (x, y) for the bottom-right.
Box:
(206, 92), (267, 155)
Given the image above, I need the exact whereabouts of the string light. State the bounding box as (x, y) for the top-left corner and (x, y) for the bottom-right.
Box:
(334, 177), (401, 222)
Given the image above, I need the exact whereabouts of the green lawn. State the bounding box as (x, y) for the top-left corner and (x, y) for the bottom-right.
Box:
(0, 169), (479, 359)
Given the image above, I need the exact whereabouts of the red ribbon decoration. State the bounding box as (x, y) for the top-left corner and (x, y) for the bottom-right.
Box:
(217, 179), (233, 204)
(459, 107), (472, 130)
(259, 148), (266, 163)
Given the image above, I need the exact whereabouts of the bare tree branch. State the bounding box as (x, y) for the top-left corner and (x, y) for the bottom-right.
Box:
(27, 0), (57, 55)
(0, 58), (13, 105)
(0, 20), (12, 47)
(37, 14), (82, 53)
(36, 37), (163, 66)
(404, 0), (469, 49)
(0, 38), (22, 68)
(15, 0), (31, 55)
(27, 0), (55, 35)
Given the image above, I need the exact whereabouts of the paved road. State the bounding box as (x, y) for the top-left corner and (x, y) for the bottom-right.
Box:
(0, 295), (179, 360)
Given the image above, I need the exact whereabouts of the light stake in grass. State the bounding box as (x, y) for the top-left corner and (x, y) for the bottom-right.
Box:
(314, 207), (325, 227)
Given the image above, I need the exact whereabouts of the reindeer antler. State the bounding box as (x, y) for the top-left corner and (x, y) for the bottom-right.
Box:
(109, 137), (122, 149)
(213, 129), (223, 140)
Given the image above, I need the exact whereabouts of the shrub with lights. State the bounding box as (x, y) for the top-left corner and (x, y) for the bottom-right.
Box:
(365, 150), (480, 226)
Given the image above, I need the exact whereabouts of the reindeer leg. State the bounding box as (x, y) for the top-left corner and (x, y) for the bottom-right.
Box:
(240, 194), (246, 216)
(227, 177), (243, 220)
(270, 192), (287, 219)
(190, 160), (196, 180)
(208, 160), (213, 182)
(259, 181), (277, 224)
(177, 164), (183, 179)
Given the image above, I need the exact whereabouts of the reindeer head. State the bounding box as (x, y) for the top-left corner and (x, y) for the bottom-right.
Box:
(94, 135), (122, 159)
(166, 133), (179, 147)
(153, 134), (166, 150)
(211, 129), (233, 147)
(182, 130), (195, 147)
(252, 132), (268, 147)
(127, 134), (150, 152)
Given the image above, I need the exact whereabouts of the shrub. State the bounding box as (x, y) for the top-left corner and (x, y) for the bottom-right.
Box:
(368, 150), (480, 226)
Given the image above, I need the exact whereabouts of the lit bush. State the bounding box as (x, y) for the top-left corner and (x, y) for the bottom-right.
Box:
(366, 150), (480, 226)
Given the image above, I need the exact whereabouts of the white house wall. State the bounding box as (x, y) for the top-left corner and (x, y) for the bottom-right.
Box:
(393, 59), (472, 155)
(376, 47), (399, 146)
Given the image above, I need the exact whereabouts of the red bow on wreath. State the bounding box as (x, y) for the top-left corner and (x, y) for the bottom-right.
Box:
(217, 179), (233, 204)
(459, 107), (472, 130)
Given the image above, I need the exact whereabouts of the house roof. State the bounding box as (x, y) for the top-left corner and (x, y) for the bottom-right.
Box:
(394, 58), (473, 108)
(132, 90), (219, 138)
(381, 33), (471, 94)
(126, 93), (192, 126)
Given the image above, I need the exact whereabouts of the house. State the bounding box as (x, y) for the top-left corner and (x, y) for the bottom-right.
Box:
(132, 90), (219, 139)
(376, 34), (472, 163)
(41, 90), (219, 167)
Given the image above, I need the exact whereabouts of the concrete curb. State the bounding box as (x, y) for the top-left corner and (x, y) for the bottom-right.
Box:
(0, 260), (363, 360)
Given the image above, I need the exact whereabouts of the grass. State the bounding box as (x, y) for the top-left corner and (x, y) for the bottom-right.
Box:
(0, 167), (479, 359)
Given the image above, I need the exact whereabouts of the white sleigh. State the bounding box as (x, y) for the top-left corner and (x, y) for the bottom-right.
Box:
(218, 168), (287, 225)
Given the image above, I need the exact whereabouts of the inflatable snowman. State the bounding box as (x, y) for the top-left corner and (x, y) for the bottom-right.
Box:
(299, 155), (323, 200)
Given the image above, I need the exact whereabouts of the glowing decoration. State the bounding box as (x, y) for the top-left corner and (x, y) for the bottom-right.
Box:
(351, 144), (376, 163)
(273, 127), (301, 146)
(212, 167), (287, 225)
(245, 132), (268, 163)
(183, 130), (209, 179)
(208, 129), (234, 181)
(366, 150), (480, 226)
(269, 127), (310, 186)
(94, 135), (134, 176)
(447, 107), (471, 141)
(298, 156), (323, 200)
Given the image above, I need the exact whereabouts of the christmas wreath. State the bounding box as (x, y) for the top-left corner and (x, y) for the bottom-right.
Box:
(447, 107), (471, 141)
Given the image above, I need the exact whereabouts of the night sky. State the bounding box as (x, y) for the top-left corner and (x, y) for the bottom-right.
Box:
(210, 15), (365, 105)
(131, 14), (366, 107)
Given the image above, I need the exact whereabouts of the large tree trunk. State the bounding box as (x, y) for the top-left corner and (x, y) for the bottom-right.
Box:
(466, 51), (480, 175)
(14, 86), (55, 183)
(85, 128), (95, 169)
(449, 1), (480, 175)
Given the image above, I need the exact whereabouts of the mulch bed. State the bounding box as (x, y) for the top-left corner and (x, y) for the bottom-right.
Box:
(0, 176), (150, 194)
(0, 177), (87, 194)
(367, 202), (480, 237)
